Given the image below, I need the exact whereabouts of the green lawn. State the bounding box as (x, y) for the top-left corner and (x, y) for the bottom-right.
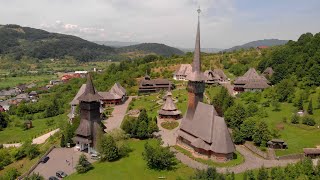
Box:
(0, 114), (65, 144)
(237, 91), (320, 156)
(0, 74), (56, 89)
(67, 139), (195, 180)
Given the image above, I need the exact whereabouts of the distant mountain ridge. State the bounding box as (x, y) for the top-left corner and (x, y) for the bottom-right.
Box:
(94, 41), (140, 47)
(118, 43), (184, 57)
(0, 24), (184, 61)
(223, 39), (289, 52)
(179, 48), (222, 53)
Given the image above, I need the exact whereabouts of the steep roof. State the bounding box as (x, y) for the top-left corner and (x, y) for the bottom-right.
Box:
(263, 67), (274, 76)
(186, 13), (206, 82)
(75, 119), (91, 137)
(204, 70), (221, 81)
(110, 83), (126, 97)
(162, 92), (178, 111)
(213, 69), (228, 80)
(234, 68), (270, 89)
(70, 84), (87, 105)
(78, 74), (102, 102)
(174, 64), (192, 76)
(179, 102), (235, 154)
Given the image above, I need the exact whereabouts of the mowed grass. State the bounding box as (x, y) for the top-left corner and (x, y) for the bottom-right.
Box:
(0, 74), (56, 89)
(262, 101), (320, 156)
(0, 114), (65, 144)
(67, 139), (195, 180)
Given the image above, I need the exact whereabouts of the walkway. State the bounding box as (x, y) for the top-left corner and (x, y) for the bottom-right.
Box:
(103, 96), (134, 132)
(157, 117), (181, 146)
(3, 128), (60, 148)
(172, 144), (299, 174)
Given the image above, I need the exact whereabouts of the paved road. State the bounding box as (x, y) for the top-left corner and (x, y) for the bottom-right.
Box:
(3, 128), (60, 148)
(103, 96), (134, 132)
(32, 148), (95, 179)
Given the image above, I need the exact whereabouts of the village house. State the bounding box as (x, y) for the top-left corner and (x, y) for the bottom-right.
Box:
(233, 68), (270, 92)
(173, 64), (192, 81)
(176, 10), (235, 161)
(99, 83), (127, 106)
(138, 73), (173, 94)
(262, 67), (274, 78)
(204, 69), (228, 85)
(73, 74), (105, 154)
(158, 91), (181, 120)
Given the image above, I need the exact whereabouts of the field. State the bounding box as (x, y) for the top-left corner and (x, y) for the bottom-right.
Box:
(0, 114), (65, 144)
(0, 74), (56, 90)
(67, 139), (195, 180)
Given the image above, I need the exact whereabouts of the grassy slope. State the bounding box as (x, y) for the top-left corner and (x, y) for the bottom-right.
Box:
(0, 74), (56, 89)
(67, 139), (195, 180)
(0, 114), (65, 144)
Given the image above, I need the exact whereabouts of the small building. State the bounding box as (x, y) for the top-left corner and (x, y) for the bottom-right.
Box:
(233, 68), (270, 92)
(17, 84), (27, 93)
(303, 148), (320, 158)
(99, 83), (127, 106)
(267, 139), (287, 149)
(49, 80), (63, 85)
(139, 74), (173, 94)
(204, 69), (227, 85)
(15, 93), (30, 103)
(173, 64), (192, 81)
(158, 91), (181, 120)
(73, 74), (105, 154)
(262, 67), (274, 78)
(29, 91), (38, 99)
(24, 120), (33, 129)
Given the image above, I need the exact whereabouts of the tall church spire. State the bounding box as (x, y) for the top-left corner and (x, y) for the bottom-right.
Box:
(186, 8), (205, 81)
(78, 73), (102, 102)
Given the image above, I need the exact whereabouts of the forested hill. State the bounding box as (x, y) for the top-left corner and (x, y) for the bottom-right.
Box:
(224, 39), (288, 52)
(258, 32), (320, 85)
(0, 24), (184, 61)
(0, 24), (116, 61)
(118, 43), (184, 57)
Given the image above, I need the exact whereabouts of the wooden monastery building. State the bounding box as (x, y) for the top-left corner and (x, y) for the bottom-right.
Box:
(98, 83), (127, 106)
(73, 74), (105, 154)
(233, 68), (270, 92)
(139, 74), (173, 94)
(204, 69), (228, 85)
(158, 91), (181, 120)
(176, 10), (235, 161)
(173, 64), (192, 81)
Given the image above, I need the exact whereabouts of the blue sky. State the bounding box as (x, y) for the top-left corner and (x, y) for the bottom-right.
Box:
(0, 0), (319, 48)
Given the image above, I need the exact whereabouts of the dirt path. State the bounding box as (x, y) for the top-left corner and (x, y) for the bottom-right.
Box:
(3, 128), (60, 148)
(103, 96), (134, 132)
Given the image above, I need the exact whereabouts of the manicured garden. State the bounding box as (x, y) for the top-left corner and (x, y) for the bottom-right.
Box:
(67, 139), (195, 180)
(160, 121), (179, 130)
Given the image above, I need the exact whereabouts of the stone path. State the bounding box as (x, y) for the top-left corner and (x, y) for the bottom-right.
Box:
(3, 128), (60, 148)
(157, 117), (181, 146)
(103, 96), (134, 132)
(172, 144), (299, 174)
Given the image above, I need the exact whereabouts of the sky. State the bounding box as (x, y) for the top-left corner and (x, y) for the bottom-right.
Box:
(0, 0), (320, 49)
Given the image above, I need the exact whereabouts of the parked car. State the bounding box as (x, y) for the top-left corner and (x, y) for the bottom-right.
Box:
(90, 153), (101, 160)
(40, 156), (49, 163)
(48, 176), (59, 180)
(56, 171), (68, 178)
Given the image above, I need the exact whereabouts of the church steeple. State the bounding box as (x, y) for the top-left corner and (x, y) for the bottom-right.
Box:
(186, 7), (206, 82)
(185, 8), (206, 120)
(78, 73), (102, 102)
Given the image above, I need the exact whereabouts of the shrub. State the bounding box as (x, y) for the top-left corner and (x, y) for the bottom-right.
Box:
(143, 141), (177, 170)
(76, 154), (93, 174)
(302, 116), (316, 126)
(291, 114), (300, 124)
(98, 135), (119, 162)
